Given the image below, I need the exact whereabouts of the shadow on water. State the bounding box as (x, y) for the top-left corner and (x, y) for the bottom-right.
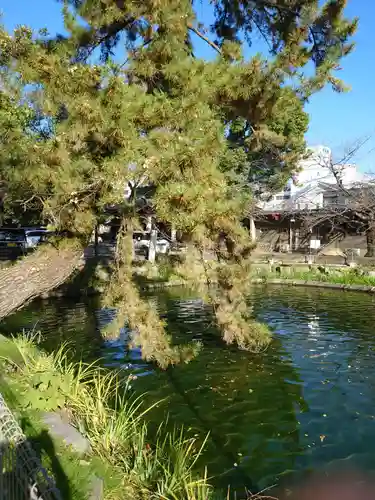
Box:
(165, 364), (259, 493)
(3, 284), (375, 493)
(134, 287), (308, 492)
(0, 293), (104, 363)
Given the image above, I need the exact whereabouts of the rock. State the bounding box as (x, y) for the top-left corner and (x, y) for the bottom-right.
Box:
(317, 265), (329, 275)
(319, 247), (346, 258)
(42, 412), (91, 455)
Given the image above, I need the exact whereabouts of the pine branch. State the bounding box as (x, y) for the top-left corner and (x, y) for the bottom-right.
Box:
(187, 24), (222, 54)
(119, 37), (153, 68)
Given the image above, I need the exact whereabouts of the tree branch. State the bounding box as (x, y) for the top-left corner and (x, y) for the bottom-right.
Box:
(187, 24), (222, 54)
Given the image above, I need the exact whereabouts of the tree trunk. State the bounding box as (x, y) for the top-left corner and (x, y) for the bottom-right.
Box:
(0, 246), (84, 321)
(94, 224), (99, 258)
(148, 229), (157, 263)
(249, 216), (256, 243)
(366, 225), (375, 257)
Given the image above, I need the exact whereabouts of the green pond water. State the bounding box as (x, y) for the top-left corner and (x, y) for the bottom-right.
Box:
(2, 285), (375, 492)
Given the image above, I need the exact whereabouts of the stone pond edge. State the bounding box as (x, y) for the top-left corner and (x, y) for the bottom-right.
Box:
(250, 278), (375, 293)
(143, 278), (375, 293)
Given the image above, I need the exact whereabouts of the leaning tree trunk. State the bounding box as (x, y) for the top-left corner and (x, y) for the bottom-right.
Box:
(365, 223), (375, 258)
(0, 245), (84, 321)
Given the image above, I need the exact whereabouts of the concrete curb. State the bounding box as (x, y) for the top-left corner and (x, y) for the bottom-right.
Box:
(42, 412), (91, 455)
(139, 279), (187, 290)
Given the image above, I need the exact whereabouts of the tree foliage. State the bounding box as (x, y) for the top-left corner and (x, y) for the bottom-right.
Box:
(0, 0), (356, 365)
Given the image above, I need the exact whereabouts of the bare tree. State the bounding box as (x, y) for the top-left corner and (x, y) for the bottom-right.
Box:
(287, 138), (375, 257)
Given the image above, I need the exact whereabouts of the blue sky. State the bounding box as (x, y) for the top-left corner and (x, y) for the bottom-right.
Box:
(1, 0), (375, 169)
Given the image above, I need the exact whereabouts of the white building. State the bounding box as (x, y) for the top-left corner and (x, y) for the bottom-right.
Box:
(260, 145), (364, 211)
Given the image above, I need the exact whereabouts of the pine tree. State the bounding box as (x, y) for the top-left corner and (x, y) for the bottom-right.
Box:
(0, 1), (357, 366)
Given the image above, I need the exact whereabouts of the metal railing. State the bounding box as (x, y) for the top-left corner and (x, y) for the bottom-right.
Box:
(0, 393), (62, 500)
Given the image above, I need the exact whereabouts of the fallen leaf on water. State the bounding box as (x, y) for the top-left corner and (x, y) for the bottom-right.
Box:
(320, 435), (326, 442)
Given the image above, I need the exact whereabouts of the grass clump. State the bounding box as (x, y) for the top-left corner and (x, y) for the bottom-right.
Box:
(0, 334), (218, 500)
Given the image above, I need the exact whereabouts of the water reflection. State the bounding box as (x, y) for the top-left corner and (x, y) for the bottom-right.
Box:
(2, 286), (375, 490)
(95, 307), (147, 372)
(306, 314), (321, 339)
(0, 296), (103, 361)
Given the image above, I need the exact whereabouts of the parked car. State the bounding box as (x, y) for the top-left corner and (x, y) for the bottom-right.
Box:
(133, 231), (170, 256)
(24, 228), (52, 249)
(0, 228), (27, 260)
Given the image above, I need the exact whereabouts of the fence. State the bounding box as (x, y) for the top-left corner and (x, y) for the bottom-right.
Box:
(0, 393), (62, 500)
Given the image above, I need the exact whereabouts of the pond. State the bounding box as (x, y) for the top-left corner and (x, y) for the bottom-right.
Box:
(2, 285), (375, 492)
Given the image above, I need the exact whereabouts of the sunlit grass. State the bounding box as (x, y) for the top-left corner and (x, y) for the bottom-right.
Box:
(251, 267), (375, 287)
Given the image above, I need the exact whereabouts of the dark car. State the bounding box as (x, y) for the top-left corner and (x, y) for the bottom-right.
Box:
(0, 228), (27, 260)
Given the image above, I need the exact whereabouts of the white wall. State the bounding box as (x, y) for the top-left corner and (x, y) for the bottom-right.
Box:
(292, 189), (324, 210)
(294, 145), (332, 187)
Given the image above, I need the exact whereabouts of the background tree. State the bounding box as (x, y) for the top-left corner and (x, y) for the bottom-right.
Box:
(0, 87), (43, 225)
(323, 142), (375, 257)
(0, 0), (357, 366)
(220, 88), (309, 195)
